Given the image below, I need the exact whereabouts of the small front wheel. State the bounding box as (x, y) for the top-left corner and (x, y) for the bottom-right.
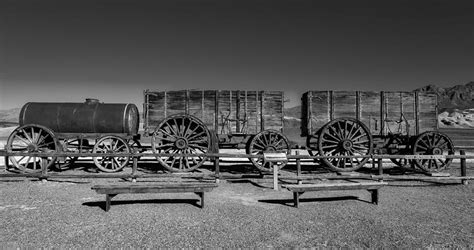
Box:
(246, 130), (291, 172)
(92, 135), (130, 172)
(412, 131), (454, 173)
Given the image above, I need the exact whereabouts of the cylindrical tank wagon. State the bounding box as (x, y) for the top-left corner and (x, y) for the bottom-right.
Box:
(6, 99), (140, 173)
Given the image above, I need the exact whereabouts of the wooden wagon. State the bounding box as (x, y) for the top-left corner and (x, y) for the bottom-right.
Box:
(143, 90), (290, 172)
(302, 91), (454, 173)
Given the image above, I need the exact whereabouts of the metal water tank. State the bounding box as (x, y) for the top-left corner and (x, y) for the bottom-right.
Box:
(19, 99), (139, 135)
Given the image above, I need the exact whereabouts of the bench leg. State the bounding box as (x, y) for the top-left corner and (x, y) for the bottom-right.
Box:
(195, 192), (204, 208)
(105, 194), (117, 212)
(293, 192), (302, 208)
(370, 189), (379, 205)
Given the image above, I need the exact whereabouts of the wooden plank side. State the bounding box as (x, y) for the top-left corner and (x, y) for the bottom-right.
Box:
(262, 91), (284, 131)
(359, 91), (381, 135)
(217, 90), (237, 134)
(309, 91), (330, 134)
(401, 92), (416, 136)
(333, 91), (357, 119)
(418, 93), (438, 133)
(384, 92), (403, 135)
(188, 90), (204, 119)
(166, 90), (187, 116)
(203, 90), (217, 131)
(244, 91), (259, 134)
(144, 91), (166, 128)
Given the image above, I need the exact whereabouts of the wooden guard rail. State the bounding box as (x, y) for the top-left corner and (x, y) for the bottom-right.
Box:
(0, 150), (472, 185)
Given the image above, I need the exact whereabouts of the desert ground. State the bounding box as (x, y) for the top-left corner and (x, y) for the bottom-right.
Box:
(1, 125), (473, 248)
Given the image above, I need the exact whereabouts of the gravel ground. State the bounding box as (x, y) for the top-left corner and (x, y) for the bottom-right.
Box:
(1, 162), (473, 248)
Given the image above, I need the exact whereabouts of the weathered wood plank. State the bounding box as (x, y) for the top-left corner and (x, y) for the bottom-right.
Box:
(145, 89), (283, 135)
(359, 91), (381, 134)
(283, 182), (387, 192)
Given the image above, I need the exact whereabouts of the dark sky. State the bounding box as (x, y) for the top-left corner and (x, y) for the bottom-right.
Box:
(1, 0), (473, 109)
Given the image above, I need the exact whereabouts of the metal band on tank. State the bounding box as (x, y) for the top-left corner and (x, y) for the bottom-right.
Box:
(123, 104), (129, 134)
(19, 102), (31, 126)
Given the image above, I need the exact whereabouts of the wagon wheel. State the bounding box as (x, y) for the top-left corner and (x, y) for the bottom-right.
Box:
(384, 135), (411, 168)
(246, 130), (291, 172)
(151, 115), (211, 172)
(318, 118), (373, 172)
(92, 135), (131, 172)
(5, 124), (58, 173)
(412, 131), (454, 173)
(56, 138), (81, 170)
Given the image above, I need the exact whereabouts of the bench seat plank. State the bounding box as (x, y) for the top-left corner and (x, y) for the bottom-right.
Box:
(283, 182), (387, 192)
(91, 183), (218, 211)
(92, 183), (217, 194)
(282, 182), (387, 208)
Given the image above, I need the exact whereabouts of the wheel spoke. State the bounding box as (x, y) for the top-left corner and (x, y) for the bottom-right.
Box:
(415, 144), (428, 151)
(254, 136), (267, 147)
(14, 134), (31, 146)
(350, 131), (367, 142)
(181, 120), (191, 138)
(183, 123), (200, 138)
(21, 129), (33, 143)
(158, 127), (178, 139)
(321, 137), (339, 145)
(329, 125), (342, 140)
(437, 140), (450, 150)
(35, 133), (46, 146)
(165, 120), (179, 136)
(184, 155), (191, 169)
(336, 121), (344, 139)
(419, 138), (430, 148)
(433, 159), (439, 169)
(187, 131), (206, 141)
(32, 127), (39, 143)
(346, 122), (357, 139)
(322, 145), (337, 150)
(155, 143), (175, 148)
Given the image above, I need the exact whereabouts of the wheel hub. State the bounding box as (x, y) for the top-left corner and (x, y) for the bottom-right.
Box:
(340, 140), (353, 151)
(27, 144), (38, 152)
(432, 147), (443, 155)
(265, 146), (277, 152)
(175, 138), (188, 150)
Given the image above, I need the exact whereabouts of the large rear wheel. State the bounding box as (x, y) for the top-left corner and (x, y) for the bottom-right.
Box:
(5, 124), (58, 173)
(318, 118), (373, 172)
(152, 115), (211, 172)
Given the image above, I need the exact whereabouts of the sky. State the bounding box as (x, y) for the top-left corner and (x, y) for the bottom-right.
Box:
(0, 0), (473, 110)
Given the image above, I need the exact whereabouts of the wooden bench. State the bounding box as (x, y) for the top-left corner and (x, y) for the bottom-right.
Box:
(91, 183), (218, 211)
(282, 182), (388, 208)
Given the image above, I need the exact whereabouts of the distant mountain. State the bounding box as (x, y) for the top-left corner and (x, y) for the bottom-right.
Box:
(415, 81), (474, 112)
(0, 108), (20, 126)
